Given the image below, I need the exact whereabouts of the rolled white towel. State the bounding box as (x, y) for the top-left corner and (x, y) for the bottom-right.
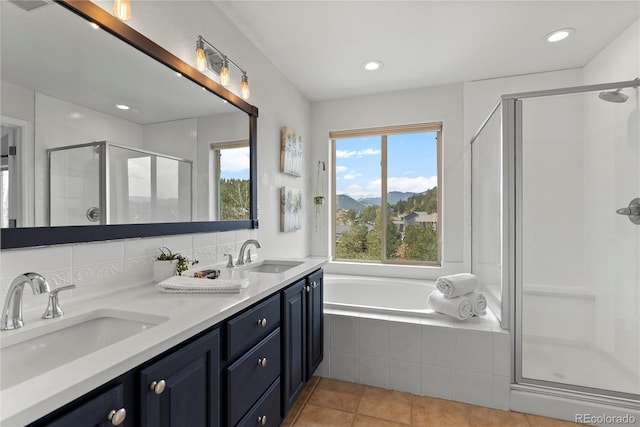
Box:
(427, 291), (474, 320)
(468, 291), (487, 316)
(436, 273), (479, 298)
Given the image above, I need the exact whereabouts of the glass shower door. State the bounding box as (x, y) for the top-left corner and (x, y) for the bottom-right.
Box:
(517, 87), (640, 399)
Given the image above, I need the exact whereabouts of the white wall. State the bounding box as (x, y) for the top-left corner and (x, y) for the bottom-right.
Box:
(310, 83), (465, 280)
(582, 19), (640, 377)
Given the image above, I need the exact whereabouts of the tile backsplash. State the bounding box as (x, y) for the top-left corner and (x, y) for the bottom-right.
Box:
(0, 229), (258, 312)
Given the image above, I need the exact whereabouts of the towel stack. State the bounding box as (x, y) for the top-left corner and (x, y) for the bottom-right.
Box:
(156, 275), (249, 294)
(427, 273), (487, 320)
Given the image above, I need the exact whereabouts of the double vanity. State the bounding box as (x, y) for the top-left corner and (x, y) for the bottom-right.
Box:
(0, 257), (325, 426)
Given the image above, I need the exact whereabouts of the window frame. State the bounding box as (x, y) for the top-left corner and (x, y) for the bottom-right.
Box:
(210, 139), (250, 220)
(331, 122), (442, 266)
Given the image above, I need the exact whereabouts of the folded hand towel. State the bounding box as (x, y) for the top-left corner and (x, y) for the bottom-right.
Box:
(436, 273), (479, 298)
(468, 291), (487, 316)
(156, 275), (249, 294)
(427, 290), (474, 320)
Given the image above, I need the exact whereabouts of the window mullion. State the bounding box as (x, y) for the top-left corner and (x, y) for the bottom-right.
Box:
(381, 135), (387, 261)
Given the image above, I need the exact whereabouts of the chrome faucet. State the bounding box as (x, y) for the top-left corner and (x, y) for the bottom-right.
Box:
(236, 239), (261, 266)
(1, 273), (51, 330)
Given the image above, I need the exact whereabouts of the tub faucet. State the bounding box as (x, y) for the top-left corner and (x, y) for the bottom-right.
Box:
(1, 273), (51, 330)
(236, 239), (261, 265)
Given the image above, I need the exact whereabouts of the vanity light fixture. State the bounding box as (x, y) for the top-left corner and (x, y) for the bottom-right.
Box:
(546, 28), (575, 43)
(112, 0), (131, 21)
(241, 73), (250, 100)
(195, 35), (250, 99)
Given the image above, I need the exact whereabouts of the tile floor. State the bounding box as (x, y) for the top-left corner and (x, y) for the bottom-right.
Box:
(282, 377), (584, 427)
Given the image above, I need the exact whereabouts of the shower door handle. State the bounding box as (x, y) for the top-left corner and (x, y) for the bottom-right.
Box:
(616, 198), (640, 224)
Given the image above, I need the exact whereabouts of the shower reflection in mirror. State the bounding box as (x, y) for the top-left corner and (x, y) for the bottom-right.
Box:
(48, 142), (192, 226)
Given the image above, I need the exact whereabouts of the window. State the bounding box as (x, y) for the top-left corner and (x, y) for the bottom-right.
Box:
(211, 141), (250, 220)
(331, 123), (441, 265)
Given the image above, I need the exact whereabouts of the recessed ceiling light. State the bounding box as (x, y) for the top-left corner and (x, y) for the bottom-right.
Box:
(115, 104), (130, 110)
(546, 28), (575, 43)
(363, 60), (383, 71)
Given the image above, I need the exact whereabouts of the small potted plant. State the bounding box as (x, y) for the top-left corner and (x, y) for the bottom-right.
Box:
(153, 246), (199, 282)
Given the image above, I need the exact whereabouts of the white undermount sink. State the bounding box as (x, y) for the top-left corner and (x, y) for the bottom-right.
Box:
(0, 309), (168, 390)
(240, 259), (304, 274)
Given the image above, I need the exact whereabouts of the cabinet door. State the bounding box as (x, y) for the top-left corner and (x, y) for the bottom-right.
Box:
(140, 328), (220, 427)
(43, 385), (126, 427)
(282, 278), (306, 414)
(227, 329), (281, 427)
(306, 270), (323, 380)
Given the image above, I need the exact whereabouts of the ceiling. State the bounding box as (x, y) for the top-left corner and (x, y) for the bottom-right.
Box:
(216, 1), (640, 102)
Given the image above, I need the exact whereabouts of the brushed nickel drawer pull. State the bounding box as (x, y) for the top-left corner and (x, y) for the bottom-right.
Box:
(257, 357), (267, 367)
(107, 408), (126, 425)
(258, 415), (267, 425)
(150, 379), (166, 394)
(257, 318), (267, 327)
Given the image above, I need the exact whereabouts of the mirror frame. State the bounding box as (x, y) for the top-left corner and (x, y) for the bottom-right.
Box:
(1, 0), (259, 249)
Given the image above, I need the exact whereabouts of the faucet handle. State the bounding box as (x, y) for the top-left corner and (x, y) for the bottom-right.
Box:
(223, 253), (234, 268)
(42, 284), (76, 319)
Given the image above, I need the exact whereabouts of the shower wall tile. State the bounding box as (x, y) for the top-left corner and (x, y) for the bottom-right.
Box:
(421, 365), (455, 400)
(358, 355), (389, 388)
(389, 360), (421, 395)
(492, 332), (511, 377)
(492, 375), (510, 410)
(455, 370), (493, 407)
(358, 318), (389, 358)
(389, 321), (421, 363)
(456, 329), (492, 374)
(421, 325), (456, 368)
(330, 351), (358, 383)
(331, 315), (359, 354)
(324, 312), (513, 412)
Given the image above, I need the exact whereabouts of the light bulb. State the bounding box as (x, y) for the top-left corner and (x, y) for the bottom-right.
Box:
(195, 47), (207, 72)
(112, 0), (131, 21)
(241, 74), (250, 100)
(220, 59), (230, 87)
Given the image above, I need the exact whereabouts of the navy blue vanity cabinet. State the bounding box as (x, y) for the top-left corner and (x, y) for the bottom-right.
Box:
(139, 327), (221, 427)
(235, 378), (281, 427)
(40, 384), (127, 427)
(306, 269), (324, 380)
(225, 294), (282, 427)
(281, 278), (307, 414)
(281, 269), (324, 416)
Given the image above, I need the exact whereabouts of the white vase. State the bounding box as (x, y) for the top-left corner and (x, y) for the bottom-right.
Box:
(153, 260), (178, 283)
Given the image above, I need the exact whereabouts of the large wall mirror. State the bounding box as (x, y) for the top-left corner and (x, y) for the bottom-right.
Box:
(1, 0), (258, 249)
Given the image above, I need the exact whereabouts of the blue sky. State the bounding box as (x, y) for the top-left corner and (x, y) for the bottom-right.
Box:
(335, 131), (438, 199)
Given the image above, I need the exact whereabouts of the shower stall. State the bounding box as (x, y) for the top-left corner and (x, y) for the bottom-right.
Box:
(471, 79), (639, 415)
(48, 141), (192, 226)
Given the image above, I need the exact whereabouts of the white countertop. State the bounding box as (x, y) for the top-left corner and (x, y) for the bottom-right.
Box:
(0, 257), (326, 426)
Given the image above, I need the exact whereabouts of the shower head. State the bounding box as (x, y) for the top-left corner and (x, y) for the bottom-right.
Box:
(598, 88), (628, 103)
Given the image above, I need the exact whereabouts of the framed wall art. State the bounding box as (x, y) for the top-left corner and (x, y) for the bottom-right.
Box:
(280, 186), (302, 232)
(281, 127), (303, 177)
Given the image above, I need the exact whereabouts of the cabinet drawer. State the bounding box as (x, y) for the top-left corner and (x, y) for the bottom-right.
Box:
(42, 384), (124, 427)
(227, 293), (280, 360)
(236, 378), (281, 427)
(227, 329), (281, 426)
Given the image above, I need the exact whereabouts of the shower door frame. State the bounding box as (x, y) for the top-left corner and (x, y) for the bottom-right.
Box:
(503, 79), (640, 404)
